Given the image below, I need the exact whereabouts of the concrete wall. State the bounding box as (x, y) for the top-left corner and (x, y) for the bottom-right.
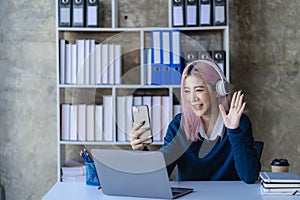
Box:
(229, 1), (300, 172)
(0, 0), (299, 199)
(0, 1), (57, 200)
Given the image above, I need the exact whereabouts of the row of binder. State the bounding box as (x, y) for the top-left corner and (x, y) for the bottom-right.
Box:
(117, 95), (173, 142)
(183, 50), (226, 75)
(172, 0), (227, 27)
(146, 30), (226, 85)
(61, 103), (104, 142)
(60, 40), (122, 85)
(59, 0), (99, 27)
(61, 96), (113, 142)
(148, 30), (182, 85)
(59, 0), (226, 28)
(61, 96), (181, 143)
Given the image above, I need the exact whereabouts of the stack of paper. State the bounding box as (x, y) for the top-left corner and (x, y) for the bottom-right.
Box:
(61, 160), (86, 182)
(259, 172), (300, 196)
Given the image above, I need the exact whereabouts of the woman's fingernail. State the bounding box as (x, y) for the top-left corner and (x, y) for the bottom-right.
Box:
(140, 121), (145, 125)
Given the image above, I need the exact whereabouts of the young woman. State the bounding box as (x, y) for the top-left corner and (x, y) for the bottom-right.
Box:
(130, 59), (261, 184)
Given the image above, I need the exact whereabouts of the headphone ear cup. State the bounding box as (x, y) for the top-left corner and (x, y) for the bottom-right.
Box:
(216, 80), (230, 96)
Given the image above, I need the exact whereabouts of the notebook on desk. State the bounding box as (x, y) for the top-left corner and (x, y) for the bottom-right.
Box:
(259, 172), (300, 183)
(91, 149), (193, 199)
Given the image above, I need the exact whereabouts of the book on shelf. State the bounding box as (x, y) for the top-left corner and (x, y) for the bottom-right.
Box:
(86, 104), (95, 141)
(101, 44), (109, 84)
(144, 48), (152, 85)
(59, 40), (66, 84)
(89, 40), (96, 84)
(108, 44), (115, 85)
(152, 96), (162, 141)
(125, 96), (133, 141)
(69, 104), (78, 141)
(76, 39), (85, 84)
(65, 43), (72, 84)
(103, 95), (113, 141)
(61, 104), (70, 140)
(95, 105), (104, 141)
(161, 96), (171, 140)
(84, 40), (90, 85)
(77, 104), (87, 141)
(133, 96), (142, 106)
(114, 44), (122, 84)
(116, 96), (127, 142)
(95, 43), (102, 84)
(71, 44), (77, 84)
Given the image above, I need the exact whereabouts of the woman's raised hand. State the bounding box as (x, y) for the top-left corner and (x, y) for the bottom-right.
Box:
(219, 90), (246, 129)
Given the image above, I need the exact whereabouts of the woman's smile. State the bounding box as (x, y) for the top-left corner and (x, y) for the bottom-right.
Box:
(192, 103), (203, 110)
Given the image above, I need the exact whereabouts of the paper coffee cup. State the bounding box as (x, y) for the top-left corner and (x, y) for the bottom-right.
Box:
(271, 158), (289, 172)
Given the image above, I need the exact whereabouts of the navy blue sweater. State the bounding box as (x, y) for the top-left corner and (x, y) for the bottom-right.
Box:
(160, 113), (261, 184)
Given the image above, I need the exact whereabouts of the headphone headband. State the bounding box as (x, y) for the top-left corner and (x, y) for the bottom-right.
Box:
(187, 59), (229, 96)
(196, 59), (227, 82)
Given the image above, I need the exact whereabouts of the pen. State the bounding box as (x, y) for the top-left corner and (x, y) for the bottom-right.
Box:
(83, 149), (93, 163)
(79, 150), (86, 162)
(80, 150), (89, 163)
(80, 149), (94, 163)
(86, 152), (93, 163)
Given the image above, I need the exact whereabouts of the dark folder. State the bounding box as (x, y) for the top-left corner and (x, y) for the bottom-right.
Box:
(213, 0), (226, 26)
(172, 0), (185, 27)
(184, 51), (198, 65)
(199, 0), (212, 26)
(185, 0), (198, 26)
(86, 0), (99, 27)
(59, 0), (72, 27)
(199, 50), (212, 60)
(213, 50), (226, 75)
(72, 0), (85, 27)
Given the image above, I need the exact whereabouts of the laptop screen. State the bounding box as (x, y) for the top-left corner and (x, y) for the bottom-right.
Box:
(91, 149), (193, 199)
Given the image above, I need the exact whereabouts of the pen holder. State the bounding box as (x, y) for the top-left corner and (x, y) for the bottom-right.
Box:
(85, 162), (100, 186)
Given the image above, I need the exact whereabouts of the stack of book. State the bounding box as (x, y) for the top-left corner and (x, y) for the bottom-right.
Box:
(259, 172), (300, 196)
(61, 160), (86, 182)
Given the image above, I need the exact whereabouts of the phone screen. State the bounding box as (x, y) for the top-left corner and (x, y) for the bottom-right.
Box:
(132, 105), (153, 144)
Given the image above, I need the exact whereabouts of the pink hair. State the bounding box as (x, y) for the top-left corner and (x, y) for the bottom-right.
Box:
(180, 59), (230, 141)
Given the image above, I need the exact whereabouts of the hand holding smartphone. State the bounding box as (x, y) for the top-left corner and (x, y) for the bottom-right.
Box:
(132, 105), (153, 144)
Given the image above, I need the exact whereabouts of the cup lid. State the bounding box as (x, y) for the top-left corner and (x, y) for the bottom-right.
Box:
(271, 158), (289, 166)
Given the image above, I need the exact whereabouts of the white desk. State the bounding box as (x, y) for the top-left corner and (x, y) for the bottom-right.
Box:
(42, 181), (300, 200)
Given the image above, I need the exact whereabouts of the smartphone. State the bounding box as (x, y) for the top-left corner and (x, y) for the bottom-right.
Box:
(132, 105), (153, 144)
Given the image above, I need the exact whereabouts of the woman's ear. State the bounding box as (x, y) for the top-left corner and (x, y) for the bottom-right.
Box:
(213, 89), (219, 99)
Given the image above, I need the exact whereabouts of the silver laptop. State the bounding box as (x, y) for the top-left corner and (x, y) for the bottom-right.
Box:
(91, 149), (193, 199)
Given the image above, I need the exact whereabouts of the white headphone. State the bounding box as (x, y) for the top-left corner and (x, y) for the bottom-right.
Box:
(189, 59), (230, 96)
